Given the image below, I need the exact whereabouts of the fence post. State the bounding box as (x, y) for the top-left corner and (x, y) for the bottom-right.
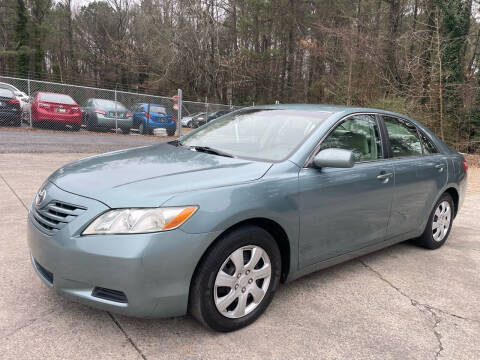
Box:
(205, 96), (208, 125)
(177, 89), (182, 136)
(27, 75), (32, 128)
(114, 84), (118, 132)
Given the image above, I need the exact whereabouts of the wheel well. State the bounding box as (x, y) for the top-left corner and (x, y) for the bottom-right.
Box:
(193, 218), (291, 284)
(444, 187), (459, 218)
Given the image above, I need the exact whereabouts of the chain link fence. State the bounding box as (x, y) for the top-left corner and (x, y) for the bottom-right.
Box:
(0, 75), (242, 137)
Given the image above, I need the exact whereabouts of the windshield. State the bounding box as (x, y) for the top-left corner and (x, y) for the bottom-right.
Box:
(180, 109), (331, 161)
(40, 93), (76, 104)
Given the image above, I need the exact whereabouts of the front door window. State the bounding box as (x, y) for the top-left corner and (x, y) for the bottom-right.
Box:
(319, 114), (383, 162)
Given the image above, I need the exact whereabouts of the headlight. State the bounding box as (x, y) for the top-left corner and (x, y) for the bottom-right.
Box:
(82, 206), (198, 235)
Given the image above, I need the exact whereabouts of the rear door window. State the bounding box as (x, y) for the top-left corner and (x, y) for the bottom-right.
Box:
(383, 116), (422, 157)
(419, 132), (438, 154)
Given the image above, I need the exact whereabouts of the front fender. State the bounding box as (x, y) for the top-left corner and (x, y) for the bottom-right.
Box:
(163, 162), (301, 277)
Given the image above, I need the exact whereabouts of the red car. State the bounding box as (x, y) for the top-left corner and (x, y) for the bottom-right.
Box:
(31, 92), (82, 130)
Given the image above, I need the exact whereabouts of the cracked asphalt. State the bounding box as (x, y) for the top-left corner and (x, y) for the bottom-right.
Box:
(0, 152), (479, 360)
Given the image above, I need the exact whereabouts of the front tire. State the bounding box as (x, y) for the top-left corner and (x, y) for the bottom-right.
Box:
(189, 225), (281, 332)
(414, 193), (454, 249)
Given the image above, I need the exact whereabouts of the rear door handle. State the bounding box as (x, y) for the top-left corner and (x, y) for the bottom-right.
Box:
(435, 164), (445, 172)
(377, 172), (393, 181)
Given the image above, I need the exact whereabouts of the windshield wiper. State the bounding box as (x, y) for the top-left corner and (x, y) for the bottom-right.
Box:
(188, 145), (235, 158)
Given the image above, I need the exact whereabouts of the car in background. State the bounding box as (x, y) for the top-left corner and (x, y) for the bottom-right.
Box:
(0, 82), (30, 109)
(191, 109), (232, 128)
(30, 92), (82, 131)
(131, 103), (176, 136)
(0, 88), (21, 127)
(82, 99), (133, 134)
(181, 112), (205, 128)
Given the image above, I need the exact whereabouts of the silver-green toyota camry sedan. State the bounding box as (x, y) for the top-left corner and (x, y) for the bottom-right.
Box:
(27, 104), (468, 332)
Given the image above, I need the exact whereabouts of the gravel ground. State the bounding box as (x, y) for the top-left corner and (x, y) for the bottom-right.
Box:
(0, 152), (479, 360)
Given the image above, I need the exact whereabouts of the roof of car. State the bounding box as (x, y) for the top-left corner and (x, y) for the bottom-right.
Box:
(250, 103), (409, 118)
(136, 103), (166, 107)
(0, 82), (18, 91)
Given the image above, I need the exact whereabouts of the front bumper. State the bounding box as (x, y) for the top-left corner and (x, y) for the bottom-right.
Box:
(27, 182), (220, 318)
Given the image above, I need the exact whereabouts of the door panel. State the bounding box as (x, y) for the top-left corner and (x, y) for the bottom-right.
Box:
(298, 163), (394, 267)
(298, 114), (393, 268)
(388, 156), (447, 236)
(382, 115), (448, 236)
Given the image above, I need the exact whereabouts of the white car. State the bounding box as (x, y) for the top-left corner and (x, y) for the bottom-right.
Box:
(0, 82), (30, 109)
(181, 112), (205, 128)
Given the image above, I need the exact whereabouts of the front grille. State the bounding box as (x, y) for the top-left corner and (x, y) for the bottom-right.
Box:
(92, 287), (128, 303)
(32, 200), (86, 234)
(33, 258), (53, 284)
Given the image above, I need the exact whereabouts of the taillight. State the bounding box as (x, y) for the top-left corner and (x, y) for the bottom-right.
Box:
(39, 102), (50, 109)
(94, 109), (106, 115)
(8, 99), (20, 104)
(72, 107), (79, 112)
(144, 112), (151, 119)
(126, 112), (132, 117)
(462, 159), (468, 173)
(172, 116), (176, 121)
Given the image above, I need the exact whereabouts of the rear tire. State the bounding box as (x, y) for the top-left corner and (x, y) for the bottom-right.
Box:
(414, 193), (454, 250)
(167, 128), (176, 136)
(70, 124), (80, 131)
(139, 122), (148, 135)
(189, 225), (281, 332)
(121, 128), (130, 134)
(86, 115), (97, 132)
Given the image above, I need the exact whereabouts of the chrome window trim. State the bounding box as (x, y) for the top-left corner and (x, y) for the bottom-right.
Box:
(303, 112), (384, 168)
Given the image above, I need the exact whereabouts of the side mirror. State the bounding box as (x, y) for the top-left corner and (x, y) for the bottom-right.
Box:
(313, 148), (355, 169)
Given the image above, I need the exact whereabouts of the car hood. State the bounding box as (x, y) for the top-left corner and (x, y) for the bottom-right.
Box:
(49, 143), (272, 208)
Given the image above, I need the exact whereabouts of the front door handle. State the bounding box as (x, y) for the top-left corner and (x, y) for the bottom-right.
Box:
(377, 172), (393, 182)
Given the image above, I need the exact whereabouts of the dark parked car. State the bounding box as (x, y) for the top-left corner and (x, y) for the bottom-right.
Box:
(0, 88), (21, 127)
(27, 105), (467, 332)
(31, 92), (82, 130)
(191, 109), (232, 128)
(82, 98), (133, 133)
(131, 103), (176, 136)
